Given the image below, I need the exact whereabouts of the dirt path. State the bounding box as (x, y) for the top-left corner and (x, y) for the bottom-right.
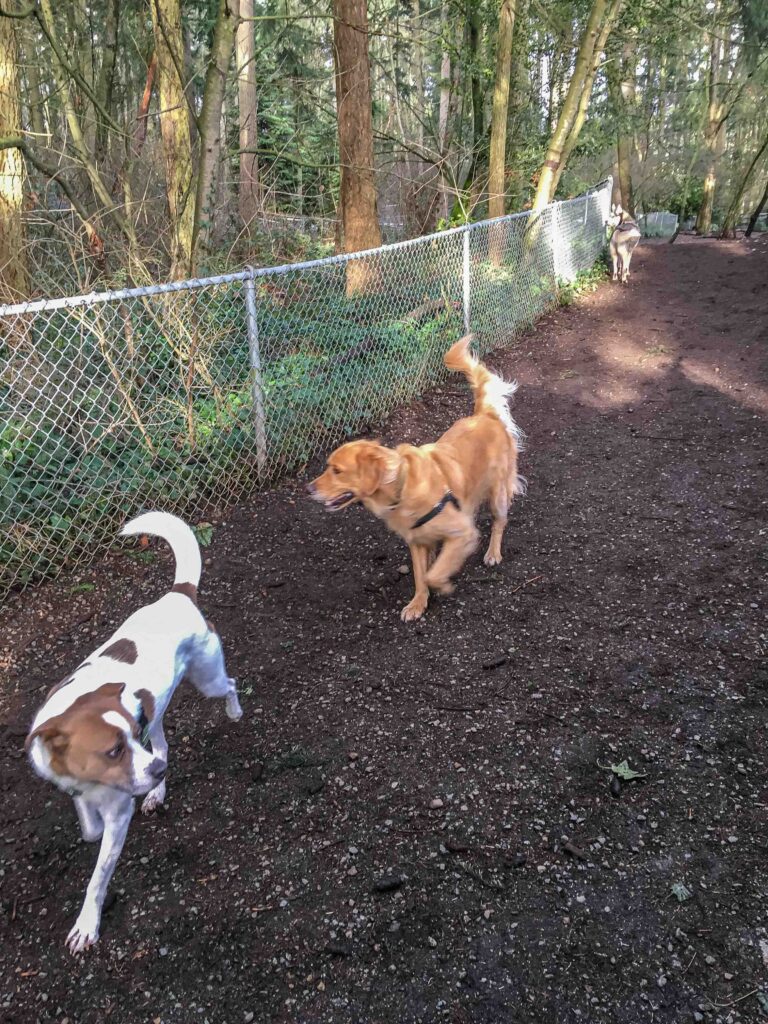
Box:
(1, 236), (767, 1024)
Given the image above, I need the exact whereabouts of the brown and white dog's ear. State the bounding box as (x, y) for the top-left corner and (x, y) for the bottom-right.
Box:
(25, 720), (68, 754)
(134, 688), (155, 726)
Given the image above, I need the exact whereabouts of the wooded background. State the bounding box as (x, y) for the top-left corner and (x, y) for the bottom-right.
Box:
(0, 0), (766, 302)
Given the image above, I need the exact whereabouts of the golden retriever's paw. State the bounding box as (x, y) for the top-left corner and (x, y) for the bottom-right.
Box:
(484, 550), (502, 567)
(401, 598), (428, 622)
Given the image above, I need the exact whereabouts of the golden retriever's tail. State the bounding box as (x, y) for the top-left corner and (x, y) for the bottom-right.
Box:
(444, 335), (524, 448)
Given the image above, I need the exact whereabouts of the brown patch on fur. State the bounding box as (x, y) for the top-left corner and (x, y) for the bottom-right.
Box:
(134, 688), (155, 726)
(26, 683), (136, 788)
(171, 581), (198, 605)
(46, 675), (75, 701)
(100, 638), (138, 664)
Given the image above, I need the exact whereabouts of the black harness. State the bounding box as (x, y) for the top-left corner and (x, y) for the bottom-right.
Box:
(412, 491), (461, 529)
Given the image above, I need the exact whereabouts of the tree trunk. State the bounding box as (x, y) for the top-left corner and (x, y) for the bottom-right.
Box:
(695, 7), (727, 235)
(0, 14), (29, 303)
(39, 0), (136, 251)
(468, 0), (484, 206)
(745, 176), (768, 237)
(21, 21), (46, 142)
(437, 3), (452, 222)
(190, 0), (239, 272)
(606, 38), (635, 213)
(332, 0), (382, 296)
(488, 0), (517, 264)
(237, 0), (261, 231)
(720, 130), (768, 237)
(150, 0), (195, 278)
(95, 0), (120, 162)
(532, 0), (619, 211)
(550, 0), (622, 197)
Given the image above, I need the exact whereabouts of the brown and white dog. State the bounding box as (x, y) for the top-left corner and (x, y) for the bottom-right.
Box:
(308, 336), (525, 621)
(608, 204), (641, 283)
(26, 511), (242, 954)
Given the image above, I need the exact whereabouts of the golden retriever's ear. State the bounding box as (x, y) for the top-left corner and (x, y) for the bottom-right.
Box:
(356, 446), (387, 497)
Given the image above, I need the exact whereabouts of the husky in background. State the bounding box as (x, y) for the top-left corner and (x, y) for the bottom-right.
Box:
(608, 204), (641, 283)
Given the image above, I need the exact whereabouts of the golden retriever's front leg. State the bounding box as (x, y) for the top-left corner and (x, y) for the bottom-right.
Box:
(425, 526), (479, 595)
(401, 544), (430, 622)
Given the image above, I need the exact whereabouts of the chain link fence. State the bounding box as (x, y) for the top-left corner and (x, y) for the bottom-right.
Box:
(638, 211), (678, 237)
(0, 179), (612, 597)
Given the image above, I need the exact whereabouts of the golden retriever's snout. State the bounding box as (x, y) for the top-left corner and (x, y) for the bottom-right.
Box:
(306, 475), (356, 511)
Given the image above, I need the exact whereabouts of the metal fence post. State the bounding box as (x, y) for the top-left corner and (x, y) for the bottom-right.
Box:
(550, 202), (561, 285)
(462, 228), (471, 333)
(244, 267), (267, 477)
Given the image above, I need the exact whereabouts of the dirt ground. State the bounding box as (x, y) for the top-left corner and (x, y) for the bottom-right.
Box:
(1, 235), (767, 1024)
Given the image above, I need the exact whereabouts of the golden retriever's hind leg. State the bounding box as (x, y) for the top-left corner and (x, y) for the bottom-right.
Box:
(425, 527), (479, 594)
(484, 480), (509, 567)
(401, 544), (430, 622)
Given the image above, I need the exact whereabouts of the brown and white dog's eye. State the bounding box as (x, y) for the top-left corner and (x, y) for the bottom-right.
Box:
(331, 466), (341, 475)
(106, 742), (124, 760)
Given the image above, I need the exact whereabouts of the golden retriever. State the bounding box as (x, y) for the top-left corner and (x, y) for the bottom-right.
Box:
(308, 336), (525, 621)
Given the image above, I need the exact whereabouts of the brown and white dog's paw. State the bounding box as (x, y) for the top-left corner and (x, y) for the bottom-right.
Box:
(401, 597), (428, 622)
(141, 780), (166, 814)
(483, 550), (502, 567)
(67, 914), (99, 954)
(225, 687), (243, 721)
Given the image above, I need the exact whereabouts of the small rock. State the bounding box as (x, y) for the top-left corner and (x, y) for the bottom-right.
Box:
(348, 751), (359, 761)
(244, 1014), (254, 1023)
(657, 975), (667, 988)
(445, 838), (469, 854)
(373, 875), (403, 893)
(430, 797), (444, 809)
(397, 564), (410, 575)
(428, 936), (438, 948)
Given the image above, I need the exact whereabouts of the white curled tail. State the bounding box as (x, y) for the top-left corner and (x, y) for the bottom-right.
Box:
(120, 511), (202, 587)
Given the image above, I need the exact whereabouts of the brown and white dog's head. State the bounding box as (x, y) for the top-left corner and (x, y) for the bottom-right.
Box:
(307, 440), (399, 511)
(26, 683), (164, 797)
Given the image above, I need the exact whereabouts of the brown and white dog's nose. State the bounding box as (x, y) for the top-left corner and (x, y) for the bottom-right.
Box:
(149, 759), (167, 780)
(306, 481), (317, 496)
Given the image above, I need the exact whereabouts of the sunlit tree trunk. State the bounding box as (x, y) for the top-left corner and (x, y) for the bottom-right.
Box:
(532, 0), (621, 211)
(551, 0), (622, 197)
(0, 14), (29, 303)
(332, 0), (382, 295)
(606, 38), (635, 213)
(695, 7), (728, 236)
(237, 0), (261, 232)
(190, 0), (238, 271)
(150, 0), (195, 278)
(488, 0), (517, 264)
(436, 2), (457, 222)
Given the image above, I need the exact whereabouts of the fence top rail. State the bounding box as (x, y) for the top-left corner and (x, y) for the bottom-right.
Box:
(0, 179), (612, 319)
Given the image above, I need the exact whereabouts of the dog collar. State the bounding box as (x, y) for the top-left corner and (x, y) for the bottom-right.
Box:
(413, 491), (461, 528)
